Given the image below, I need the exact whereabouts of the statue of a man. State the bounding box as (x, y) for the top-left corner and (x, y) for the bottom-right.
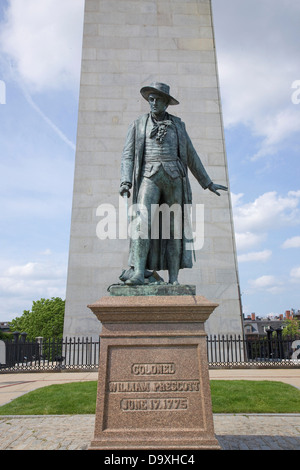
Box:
(120, 82), (227, 286)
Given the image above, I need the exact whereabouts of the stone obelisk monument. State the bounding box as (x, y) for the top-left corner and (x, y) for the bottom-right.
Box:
(63, 0), (243, 339)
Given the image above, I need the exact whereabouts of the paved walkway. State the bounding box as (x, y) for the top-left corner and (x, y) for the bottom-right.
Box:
(0, 369), (299, 450)
(0, 413), (299, 450)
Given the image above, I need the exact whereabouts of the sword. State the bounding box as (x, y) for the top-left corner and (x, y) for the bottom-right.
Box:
(124, 192), (129, 226)
(121, 190), (130, 243)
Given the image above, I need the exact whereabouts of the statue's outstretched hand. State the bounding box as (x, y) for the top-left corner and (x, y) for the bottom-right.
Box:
(208, 182), (228, 196)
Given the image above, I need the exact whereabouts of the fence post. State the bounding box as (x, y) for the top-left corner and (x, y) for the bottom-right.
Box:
(20, 332), (27, 342)
(12, 332), (20, 364)
(12, 331), (20, 343)
(0, 340), (5, 367)
(266, 326), (274, 359)
(276, 327), (284, 359)
(36, 337), (43, 363)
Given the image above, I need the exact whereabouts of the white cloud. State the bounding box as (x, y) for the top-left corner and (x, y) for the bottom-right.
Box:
(232, 191), (300, 235)
(289, 191), (300, 198)
(249, 275), (277, 289)
(230, 193), (244, 208)
(5, 262), (66, 280)
(0, 256), (68, 320)
(217, 52), (300, 161)
(234, 232), (267, 252)
(0, 0), (84, 93)
(290, 266), (300, 282)
(248, 275), (283, 294)
(40, 249), (52, 256)
(6, 262), (39, 278)
(232, 190), (300, 254)
(217, 52), (289, 130)
(238, 250), (272, 263)
(282, 236), (300, 249)
(212, 0), (300, 159)
(251, 108), (300, 160)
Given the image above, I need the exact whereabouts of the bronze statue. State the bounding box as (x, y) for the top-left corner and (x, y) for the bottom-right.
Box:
(120, 82), (227, 286)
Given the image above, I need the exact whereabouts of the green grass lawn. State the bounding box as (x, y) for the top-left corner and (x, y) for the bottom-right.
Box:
(0, 381), (98, 416)
(0, 380), (300, 415)
(210, 380), (300, 413)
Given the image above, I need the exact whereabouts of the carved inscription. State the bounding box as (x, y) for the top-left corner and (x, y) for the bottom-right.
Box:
(131, 363), (175, 375)
(121, 398), (188, 411)
(108, 362), (200, 412)
(109, 380), (200, 393)
(109, 382), (150, 393)
(153, 381), (199, 392)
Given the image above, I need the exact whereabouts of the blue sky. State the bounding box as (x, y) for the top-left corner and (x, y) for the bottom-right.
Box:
(0, 0), (300, 322)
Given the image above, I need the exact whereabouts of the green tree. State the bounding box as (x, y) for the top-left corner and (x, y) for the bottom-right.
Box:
(9, 297), (65, 340)
(0, 331), (11, 340)
(282, 318), (300, 338)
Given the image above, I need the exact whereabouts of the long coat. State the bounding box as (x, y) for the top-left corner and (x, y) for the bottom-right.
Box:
(120, 113), (212, 271)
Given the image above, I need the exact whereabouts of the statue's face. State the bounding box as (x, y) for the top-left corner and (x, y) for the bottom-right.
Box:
(148, 93), (169, 117)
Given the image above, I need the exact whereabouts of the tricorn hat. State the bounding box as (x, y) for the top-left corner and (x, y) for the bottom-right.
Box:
(140, 82), (179, 105)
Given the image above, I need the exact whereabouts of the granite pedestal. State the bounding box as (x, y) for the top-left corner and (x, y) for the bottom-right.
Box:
(88, 292), (220, 450)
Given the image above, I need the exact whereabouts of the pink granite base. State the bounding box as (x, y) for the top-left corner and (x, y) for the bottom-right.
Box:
(88, 295), (221, 450)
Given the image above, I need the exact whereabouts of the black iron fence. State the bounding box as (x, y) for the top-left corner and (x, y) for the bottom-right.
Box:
(1, 334), (300, 372)
(207, 334), (300, 367)
(1, 336), (100, 372)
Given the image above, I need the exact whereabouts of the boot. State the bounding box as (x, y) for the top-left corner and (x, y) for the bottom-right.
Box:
(125, 272), (144, 285)
(125, 238), (149, 286)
